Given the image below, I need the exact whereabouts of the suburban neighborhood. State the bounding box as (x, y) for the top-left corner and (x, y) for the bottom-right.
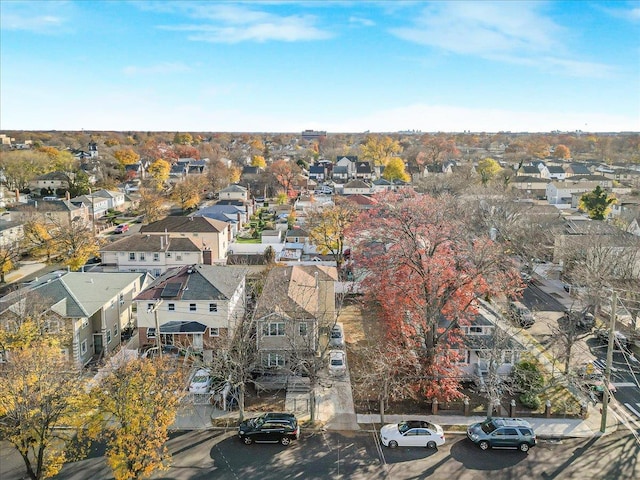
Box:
(0, 128), (639, 479)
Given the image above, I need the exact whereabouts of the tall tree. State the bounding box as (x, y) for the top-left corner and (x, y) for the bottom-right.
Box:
(173, 132), (193, 145)
(268, 159), (300, 195)
(306, 200), (358, 271)
(54, 216), (100, 271)
(554, 144), (571, 159)
(346, 191), (520, 401)
(476, 157), (502, 186)
(147, 159), (171, 189)
(138, 188), (168, 223)
(92, 357), (187, 480)
(360, 135), (403, 166)
(381, 157), (410, 182)
(0, 241), (21, 283)
(419, 135), (459, 167)
(171, 176), (205, 212)
(0, 337), (96, 480)
(251, 155), (266, 168)
(579, 186), (616, 220)
(113, 148), (140, 167)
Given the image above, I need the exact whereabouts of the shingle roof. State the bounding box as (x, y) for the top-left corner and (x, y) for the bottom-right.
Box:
(100, 234), (201, 253)
(134, 264), (247, 301)
(140, 216), (229, 233)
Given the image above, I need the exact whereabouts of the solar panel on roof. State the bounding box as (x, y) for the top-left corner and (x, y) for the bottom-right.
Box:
(160, 282), (182, 298)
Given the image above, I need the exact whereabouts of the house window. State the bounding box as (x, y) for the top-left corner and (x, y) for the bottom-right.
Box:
(210, 327), (220, 337)
(263, 322), (285, 336)
(45, 319), (61, 334)
(502, 350), (514, 364)
(82, 318), (89, 329)
(299, 322), (308, 336)
(147, 328), (156, 338)
(129, 253), (135, 261)
(452, 349), (471, 365)
(147, 303), (155, 311)
(166, 253), (172, 258)
(140, 252), (146, 261)
(467, 326), (484, 335)
(113, 324), (118, 337)
(119, 293), (124, 305)
(81, 340), (87, 355)
(168, 303), (175, 311)
(107, 329), (112, 343)
(190, 304), (196, 311)
(209, 303), (218, 312)
(153, 253), (160, 261)
(264, 353), (285, 367)
(176, 255), (182, 261)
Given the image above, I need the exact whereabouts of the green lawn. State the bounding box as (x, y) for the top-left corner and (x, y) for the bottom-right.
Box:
(235, 237), (261, 244)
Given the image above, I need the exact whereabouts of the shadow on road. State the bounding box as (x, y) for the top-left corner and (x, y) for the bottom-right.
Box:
(450, 438), (528, 470)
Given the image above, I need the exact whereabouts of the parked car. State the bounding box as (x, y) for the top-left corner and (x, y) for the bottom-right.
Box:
(328, 350), (347, 376)
(595, 329), (629, 349)
(508, 301), (535, 328)
(380, 421), (445, 449)
(238, 412), (300, 446)
(189, 368), (213, 394)
(328, 323), (345, 348)
(467, 417), (536, 452)
(114, 224), (129, 234)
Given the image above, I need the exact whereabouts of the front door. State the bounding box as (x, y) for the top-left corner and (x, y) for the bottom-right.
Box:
(93, 333), (103, 355)
(193, 333), (203, 351)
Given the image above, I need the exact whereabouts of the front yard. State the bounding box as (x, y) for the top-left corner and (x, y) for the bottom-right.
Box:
(339, 297), (583, 419)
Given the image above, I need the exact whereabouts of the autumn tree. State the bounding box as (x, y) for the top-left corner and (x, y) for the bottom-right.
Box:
(174, 144), (200, 159)
(54, 216), (100, 271)
(0, 241), (21, 283)
(306, 200), (358, 271)
(173, 132), (193, 145)
(23, 216), (60, 262)
(172, 176), (206, 212)
(476, 157), (502, 186)
(579, 186), (616, 220)
(92, 357), (187, 480)
(346, 191), (520, 401)
(0, 338), (96, 480)
(554, 144), (571, 159)
(206, 159), (234, 193)
(419, 135), (459, 167)
(147, 159), (171, 189)
(138, 187), (168, 223)
(268, 159), (300, 195)
(66, 170), (91, 197)
(251, 155), (266, 168)
(360, 135), (403, 166)
(113, 148), (140, 167)
(0, 150), (50, 191)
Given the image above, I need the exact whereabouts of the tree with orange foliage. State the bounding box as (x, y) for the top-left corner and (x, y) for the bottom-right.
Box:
(113, 148), (140, 167)
(554, 144), (571, 159)
(346, 191), (521, 401)
(268, 159), (301, 195)
(419, 135), (459, 167)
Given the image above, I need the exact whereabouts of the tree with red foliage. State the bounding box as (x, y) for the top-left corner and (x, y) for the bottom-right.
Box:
(346, 191), (521, 401)
(268, 159), (301, 195)
(173, 144), (200, 159)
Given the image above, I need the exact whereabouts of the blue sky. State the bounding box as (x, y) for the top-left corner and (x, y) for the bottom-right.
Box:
(1, 1), (639, 133)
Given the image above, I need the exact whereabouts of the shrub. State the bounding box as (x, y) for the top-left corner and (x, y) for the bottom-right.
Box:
(511, 360), (544, 393)
(519, 393), (542, 410)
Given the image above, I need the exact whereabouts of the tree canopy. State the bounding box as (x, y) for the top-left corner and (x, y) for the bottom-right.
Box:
(579, 186), (616, 220)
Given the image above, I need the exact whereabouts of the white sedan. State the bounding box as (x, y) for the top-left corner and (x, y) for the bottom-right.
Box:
(380, 421), (445, 449)
(189, 368), (212, 393)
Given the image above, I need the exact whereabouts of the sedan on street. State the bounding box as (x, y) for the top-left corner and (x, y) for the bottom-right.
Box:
(380, 421), (445, 449)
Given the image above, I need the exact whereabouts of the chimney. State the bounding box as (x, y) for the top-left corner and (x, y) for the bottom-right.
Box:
(203, 249), (213, 265)
(15, 189), (19, 201)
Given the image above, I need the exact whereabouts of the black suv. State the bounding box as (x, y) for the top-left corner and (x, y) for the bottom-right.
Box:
(238, 413), (300, 446)
(467, 417), (537, 452)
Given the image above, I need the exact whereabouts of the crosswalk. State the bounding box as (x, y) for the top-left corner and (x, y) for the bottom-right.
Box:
(592, 358), (618, 373)
(624, 403), (640, 420)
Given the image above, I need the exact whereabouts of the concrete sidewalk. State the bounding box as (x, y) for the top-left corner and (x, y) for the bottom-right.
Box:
(3, 260), (48, 285)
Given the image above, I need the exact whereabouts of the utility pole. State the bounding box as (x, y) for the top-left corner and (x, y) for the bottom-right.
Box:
(600, 291), (617, 433)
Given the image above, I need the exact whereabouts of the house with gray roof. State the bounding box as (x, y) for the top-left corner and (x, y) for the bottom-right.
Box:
(0, 272), (150, 366)
(134, 264), (248, 352)
(342, 179), (372, 195)
(100, 234), (205, 276)
(218, 184), (248, 201)
(9, 199), (90, 225)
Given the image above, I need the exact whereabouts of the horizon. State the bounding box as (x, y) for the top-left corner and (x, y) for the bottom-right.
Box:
(1, 1), (639, 133)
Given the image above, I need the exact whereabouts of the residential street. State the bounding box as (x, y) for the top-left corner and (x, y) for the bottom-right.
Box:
(2, 428), (639, 480)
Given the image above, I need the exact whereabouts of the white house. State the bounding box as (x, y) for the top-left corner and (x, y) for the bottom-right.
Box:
(218, 184), (249, 202)
(134, 264), (248, 352)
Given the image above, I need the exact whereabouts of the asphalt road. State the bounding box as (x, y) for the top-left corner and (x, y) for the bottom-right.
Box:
(521, 280), (568, 313)
(3, 428), (639, 480)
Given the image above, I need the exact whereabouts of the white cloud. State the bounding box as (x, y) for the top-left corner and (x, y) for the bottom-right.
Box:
(349, 16), (375, 27)
(390, 1), (614, 78)
(122, 63), (192, 75)
(152, 3), (333, 43)
(0, 1), (71, 33)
